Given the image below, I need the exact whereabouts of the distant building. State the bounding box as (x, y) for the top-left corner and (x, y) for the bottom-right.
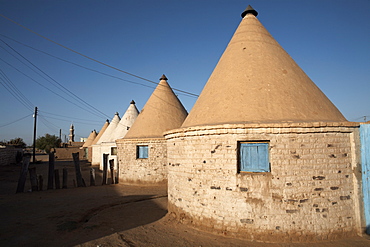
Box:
(88, 120), (110, 163)
(92, 112), (121, 166)
(116, 75), (187, 184)
(69, 124), (75, 143)
(82, 129), (98, 161)
(55, 124), (84, 160)
(80, 137), (88, 142)
(98, 101), (139, 170)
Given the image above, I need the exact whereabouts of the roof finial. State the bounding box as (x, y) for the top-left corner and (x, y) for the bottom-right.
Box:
(130, 100), (136, 104)
(160, 74), (168, 81)
(241, 5), (258, 18)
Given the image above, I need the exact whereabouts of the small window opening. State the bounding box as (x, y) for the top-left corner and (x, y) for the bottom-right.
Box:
(137, 145), (148, 159)
(111, 147), (117, 155)
(238, 142), (270, 172)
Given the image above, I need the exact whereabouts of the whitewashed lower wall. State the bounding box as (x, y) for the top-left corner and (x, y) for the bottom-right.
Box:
(91, 144), (101, 166)
(99, 142), (118, 170)
(116, 138), (167, 184)
(164, 122), (363, 242)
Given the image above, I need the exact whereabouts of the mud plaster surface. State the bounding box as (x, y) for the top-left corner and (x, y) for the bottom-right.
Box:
(0, 154), (369, 246)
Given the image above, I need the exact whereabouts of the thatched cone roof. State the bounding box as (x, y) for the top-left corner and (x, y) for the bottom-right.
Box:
(124, 75), (188, 139)
(97, 113), (120, 143)
(82, 130), (97, 148)
(182, 6), (346, 128)
(91, 120), (109, 145)
(112, 100), (139, 141)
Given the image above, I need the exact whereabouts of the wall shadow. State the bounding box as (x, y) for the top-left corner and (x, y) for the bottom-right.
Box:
(0, 156), (168, 246)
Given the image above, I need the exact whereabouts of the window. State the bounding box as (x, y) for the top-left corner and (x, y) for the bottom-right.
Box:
(239, 142), (270, 172)
(111, 147), (117, 155)
(137, 145), (148, 159)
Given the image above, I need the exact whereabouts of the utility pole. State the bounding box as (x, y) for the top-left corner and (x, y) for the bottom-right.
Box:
(32, 107), (37, 163)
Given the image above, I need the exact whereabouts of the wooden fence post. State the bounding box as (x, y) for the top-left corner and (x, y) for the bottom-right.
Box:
(16, 156), (31, 193)
(116, 160), (119, 184)
(38, 175), (43, 191)
(72, 152), (85, 187)
(102, 154), (108, 185)
(28, 167), (38, 191)
(54, 169), (60, 189)
(109, 159), (115, 185)
(47, 153), (55, 190)
(62, 168), (68, 189)
(90, 168), (95, 186)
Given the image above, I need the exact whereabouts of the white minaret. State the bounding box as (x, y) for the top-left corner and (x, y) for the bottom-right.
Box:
(69, 124), (75, 142)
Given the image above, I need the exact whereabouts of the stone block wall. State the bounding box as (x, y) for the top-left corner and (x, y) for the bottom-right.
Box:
(165, 122), (363, 242)
(116, 138), (167, 184)
(0, 147), (23, 166)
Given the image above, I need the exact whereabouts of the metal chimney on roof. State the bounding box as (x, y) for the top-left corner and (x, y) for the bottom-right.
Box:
(241, 5), (258, 18)
(160, 74), (168, 81)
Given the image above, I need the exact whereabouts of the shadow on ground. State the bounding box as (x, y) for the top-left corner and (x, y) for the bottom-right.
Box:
(1, 155), (370, 247)
(0, 156), (167, 246)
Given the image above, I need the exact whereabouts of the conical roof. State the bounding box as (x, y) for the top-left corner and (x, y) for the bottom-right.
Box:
(82, 130), (98, 148)
(91, 120), (109, 145)
(112, 100), (139, 141)
(124, 75), (188, 139)
(97, 112), (121, 143)
(182, 6), (346, 128)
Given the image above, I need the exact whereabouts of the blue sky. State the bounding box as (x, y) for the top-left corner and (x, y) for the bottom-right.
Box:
(0, 0), (369, 145)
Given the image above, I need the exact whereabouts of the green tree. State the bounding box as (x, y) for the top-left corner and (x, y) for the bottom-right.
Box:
(35, 134), (61, 153)
(8, 137), (27, 148)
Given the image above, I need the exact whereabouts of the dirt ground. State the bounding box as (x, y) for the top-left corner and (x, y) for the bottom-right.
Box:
(1, 154), (369, 247)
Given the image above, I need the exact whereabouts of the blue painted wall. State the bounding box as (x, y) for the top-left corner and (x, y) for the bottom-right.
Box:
(360, 124), (370, 234)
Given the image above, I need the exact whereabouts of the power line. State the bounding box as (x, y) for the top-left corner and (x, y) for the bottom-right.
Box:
(0, 69), (34, 108)
(38, 114), (96, 140)
(38, 114), (62, 134)
(40, 114), (102, 126)
(0, 39), (110, 119)
(0, 69), (34, 111)
(0, 33), (196, 98)
(0, 34), (160, 91)
(352, 115), (370, 122)
(0, 15), (199, 97)
(40, 110), (102, 123)
(0, 113), (33, 128)
(0, 57), (108, 119)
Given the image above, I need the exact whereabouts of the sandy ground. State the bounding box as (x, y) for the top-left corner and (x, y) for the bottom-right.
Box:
(1, 154), (370, 247)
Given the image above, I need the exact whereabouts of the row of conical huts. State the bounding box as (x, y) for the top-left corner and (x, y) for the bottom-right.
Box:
(81, 5), (369, 242)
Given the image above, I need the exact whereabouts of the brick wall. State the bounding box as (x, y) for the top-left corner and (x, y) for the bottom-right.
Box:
(165, 122), (363, 242)
(0, 147), (23, 166)
(116, 138), (167, 184)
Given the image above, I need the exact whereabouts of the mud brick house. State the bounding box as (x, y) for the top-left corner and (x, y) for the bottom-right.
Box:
(164, 5), (369, 242)
(116, 75), (187, 184)
(97, 101), (139, 170)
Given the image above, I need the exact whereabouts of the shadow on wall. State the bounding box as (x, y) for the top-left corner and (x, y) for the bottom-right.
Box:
(0, 156), (168, 246)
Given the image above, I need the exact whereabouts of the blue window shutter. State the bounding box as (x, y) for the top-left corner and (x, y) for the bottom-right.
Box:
(143, 146), (148, 158)
(240, 143), (269, 172)
(137, 145), (148, 159)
